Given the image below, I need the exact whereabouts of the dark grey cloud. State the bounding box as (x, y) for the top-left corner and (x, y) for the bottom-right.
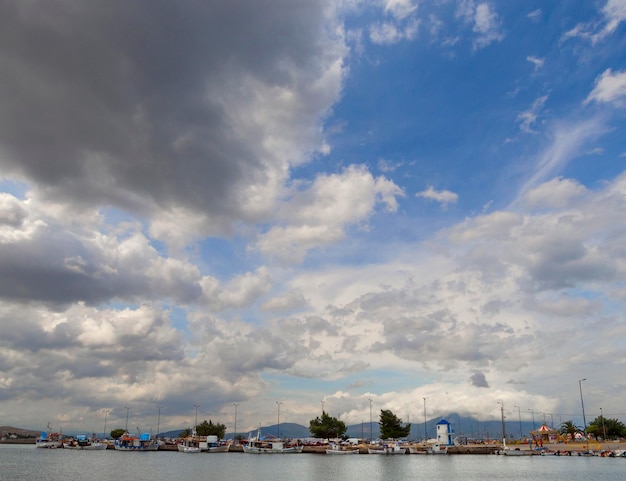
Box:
(469, 371), (489, 388)
(0, 223), (202, 305)
(0, 0), (337, 219)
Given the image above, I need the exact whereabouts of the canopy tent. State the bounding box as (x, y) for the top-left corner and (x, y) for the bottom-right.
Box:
(530, 424), (558, 444)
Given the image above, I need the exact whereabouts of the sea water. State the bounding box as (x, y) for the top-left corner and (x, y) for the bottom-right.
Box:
(1, 444), (625, 481)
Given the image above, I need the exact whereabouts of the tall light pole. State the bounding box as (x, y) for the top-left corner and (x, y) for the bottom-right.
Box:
(156, 405), (163, 439)
(102, 409), (110, 439)
(423, 398), (427, 443)
(193, 404), (199, 433)
(578, 379), (587, 451)
(514, 405), (522, 440)
(124, 406), (130, 432)
(321, 400), (325, 414)
(276, 401), (282, 439)
(528, 409), (535, 430)
(233, 403), (239, 443)
(600, 407), (607, 440)
(497, 401), (506, 444)
(369, 398), (373, 443)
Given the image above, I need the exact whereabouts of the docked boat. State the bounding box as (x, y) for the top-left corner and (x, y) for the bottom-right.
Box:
(206, 441), (230, 453)
(368, 442), (407, 454)
(500, 439), (525, 456)
(63, 434), (107, 450)
(177, 435), (201, 453)
(242, 429), (303, 454)
(326, 444), (359, 454)
(36, 424), (63, 449)
(181, 445), (201, 453)
(410, 442), (448, 454)
(114, 432), (159, 451)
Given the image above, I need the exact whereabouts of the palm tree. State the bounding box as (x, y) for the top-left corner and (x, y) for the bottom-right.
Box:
(559, 420), (583, 438)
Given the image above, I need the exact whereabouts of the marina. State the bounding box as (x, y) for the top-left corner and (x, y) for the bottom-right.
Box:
(3, 443), (626, 481)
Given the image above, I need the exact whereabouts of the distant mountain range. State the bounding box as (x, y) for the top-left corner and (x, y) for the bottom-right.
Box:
(158, 413), (551, 441)
(3, 412), (557, 441)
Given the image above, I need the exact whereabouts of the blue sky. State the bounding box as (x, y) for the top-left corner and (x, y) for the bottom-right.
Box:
(1, 0), (626, 436)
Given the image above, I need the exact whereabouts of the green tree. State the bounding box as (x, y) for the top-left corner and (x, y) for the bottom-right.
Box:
(196, 419), (226, 438)
(379, 409), (411, 440)
(110, 428), (125, 439)
(179, 427), (192, 438)
(559, 420), (583, 438)
(587, 417), (626, 440)
(309, 411), (347, 439)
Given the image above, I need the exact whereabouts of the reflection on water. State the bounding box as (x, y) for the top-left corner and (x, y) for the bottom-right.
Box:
(2, 444), (625, 481)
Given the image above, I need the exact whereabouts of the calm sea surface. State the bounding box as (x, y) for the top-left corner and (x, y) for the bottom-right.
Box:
(2, 444), (625, 481)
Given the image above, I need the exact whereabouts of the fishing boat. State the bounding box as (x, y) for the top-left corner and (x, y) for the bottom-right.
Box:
(177, 434), (201, 453)
(367, 441), (406, 454)
(114, 432), (159, 451)
(63, 434), (107, 450)
(500, 439), (525, 456)
(206, 437), (230, 453)
(35, 424), (63, 449)
(242, 429), (303, 454)
(181, 445), (201, 453)
(326, 443), (359, 454)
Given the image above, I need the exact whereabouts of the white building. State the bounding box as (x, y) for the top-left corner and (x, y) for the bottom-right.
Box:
(436, 419), (454, 446)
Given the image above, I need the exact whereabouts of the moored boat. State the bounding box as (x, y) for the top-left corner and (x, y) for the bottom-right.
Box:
(500, 439), (526, 456)
(114, 432), (159, 451)
(63, 434), (106, 450)
(368, 442), (407, 454)
(242, 429), (303, 454)
(326, 444), (359, 454)
(36, 424), (63, 449)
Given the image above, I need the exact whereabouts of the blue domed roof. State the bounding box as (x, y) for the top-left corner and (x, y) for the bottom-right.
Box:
(436, 419), (450, 425)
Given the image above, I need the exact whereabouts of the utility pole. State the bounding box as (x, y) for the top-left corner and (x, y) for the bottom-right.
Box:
(514, 405), (522, 440)
(498, 401), (506, 444)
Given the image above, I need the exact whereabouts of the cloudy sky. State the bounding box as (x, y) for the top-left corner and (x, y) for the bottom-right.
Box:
(1, 0), (626, 436)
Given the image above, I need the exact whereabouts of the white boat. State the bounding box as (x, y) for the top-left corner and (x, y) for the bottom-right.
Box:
(204, 435), (230, 452)
(242, 429), (303, 454)
(206, 442), (230, 453)
(368, 442), (406, 454)
(181, 445), (201, 453)
(326, 444), (359, 454)
(500, 439), (526, 456)
(114, 432), (159, 451)
(63, 435), (107, 450)
(177, 435), (201, 452)
(35, 424), (63, 449)
(427, 443), (448, 454)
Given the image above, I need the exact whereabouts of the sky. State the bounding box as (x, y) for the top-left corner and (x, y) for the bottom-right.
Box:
(1, 0), (626, 437)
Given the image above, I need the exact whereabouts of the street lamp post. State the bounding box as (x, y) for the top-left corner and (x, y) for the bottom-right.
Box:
(156, 405), (163, 439)
(514, 405), (522, 440)
(600, 407), (607, 440)
(102, 409), (110, 439)
(579, 379), (588, 451)
(276, 401), (282, 439)
(369, 398), (373, 443)
(423, 398), (427, 443)
(194, 404), (199, 433)
(497, 401), (506, 444)
(527, 409), (535, 449)
(233, 403), (239, 443)
(124, 406), (130, 432)
(321, 400), (325, 414)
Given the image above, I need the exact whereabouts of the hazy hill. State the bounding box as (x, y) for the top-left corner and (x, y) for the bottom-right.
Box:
(0, 426), (41, 437)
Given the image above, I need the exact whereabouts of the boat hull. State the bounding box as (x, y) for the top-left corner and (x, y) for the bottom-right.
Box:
(368, 447), (407, 454)
(326, 449), (358, 454)
(242, 445), (303, 454)
(63, 443), (106, 450)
